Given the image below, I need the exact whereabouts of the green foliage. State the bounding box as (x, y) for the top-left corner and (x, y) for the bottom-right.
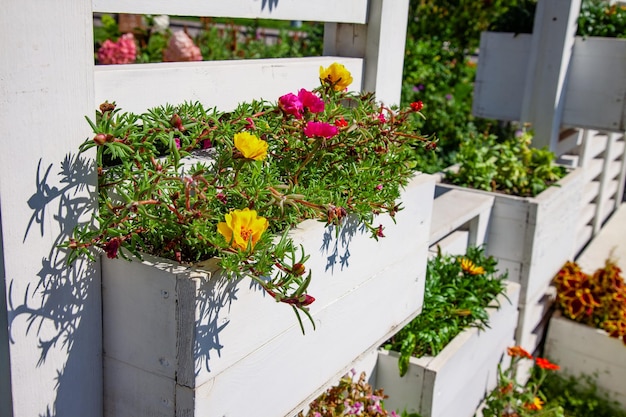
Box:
(483, 349), (565, 417)
(539, 371), (626, 417)
(578, 0), (626, 38)
(486, 0), (626, 37)
(383, 246), (507, 376)
(66, 68), (434, 331)
(488, 0), (537, 34)
(445, 128), (567, 197)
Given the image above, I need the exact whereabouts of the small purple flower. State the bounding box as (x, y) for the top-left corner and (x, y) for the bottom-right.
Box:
(445, 93), (453, 101)
(174, 138), (181, 149)
(201, 139), (212, 149)
(515, 130), (524, 138)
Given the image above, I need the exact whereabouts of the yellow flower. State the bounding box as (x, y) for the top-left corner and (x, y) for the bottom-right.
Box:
(460, 258), (485, 275)
(234, 132), (268, 161)
(319, 62), (353, 91)
(217, 208), (269, 251)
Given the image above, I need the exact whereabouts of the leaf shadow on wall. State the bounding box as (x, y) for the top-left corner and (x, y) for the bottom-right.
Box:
(8, 155), (101, 417)
(261, 0), (280, 12)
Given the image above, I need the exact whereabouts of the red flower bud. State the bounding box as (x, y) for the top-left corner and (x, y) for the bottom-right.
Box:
(410, 101), (424, 112)
(292, 263), (306, 276)
(170, 114), (185, 131)
(93, 133), (107, 146)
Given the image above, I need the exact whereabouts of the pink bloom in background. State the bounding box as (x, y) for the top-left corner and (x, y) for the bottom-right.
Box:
(304, 121), (338, 139)
(97, 33), (137, 65)
(297, 89), (325, 113)
(163, 31), (203, 62)
(278, 93), (303, 119)
(174, 138), (181, 149)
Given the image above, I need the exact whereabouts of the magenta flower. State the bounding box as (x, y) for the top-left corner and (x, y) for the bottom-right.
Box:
(304, 121), (338, 139)
(278, 93), (303, 119)
(174, 138), (181, 149)
(297, 89), (325, 113)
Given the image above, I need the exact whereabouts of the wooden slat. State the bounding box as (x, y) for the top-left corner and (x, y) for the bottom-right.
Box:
(563, 37), (626, 131)
(92, 0), (369, 24)
(94, 57), (364, 114)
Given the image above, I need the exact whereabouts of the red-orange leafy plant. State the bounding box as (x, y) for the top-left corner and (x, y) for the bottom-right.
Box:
(553, 259), (626, 344)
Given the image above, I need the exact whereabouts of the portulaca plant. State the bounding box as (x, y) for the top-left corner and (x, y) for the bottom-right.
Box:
(66, 63), (434, 331)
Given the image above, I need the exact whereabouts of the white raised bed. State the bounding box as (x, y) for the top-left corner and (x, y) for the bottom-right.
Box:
(375, 281), (520, 417)
(545, 312), (626, 410)
(437, 168), (583, 306)
(102, 173), (435, 417)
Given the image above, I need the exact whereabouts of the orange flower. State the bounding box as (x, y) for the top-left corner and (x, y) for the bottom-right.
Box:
(507, 346), (533, 359)
(524, 397), (543, 411)
(535, 357), (560, 371)
(217, 208), (268, 251)
(460, 258), (485, 275)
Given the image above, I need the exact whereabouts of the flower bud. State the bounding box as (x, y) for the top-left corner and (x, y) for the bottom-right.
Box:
(93, 133), (107, 146)
(292, 263), (306, 276)
(170, 114), (184, 131)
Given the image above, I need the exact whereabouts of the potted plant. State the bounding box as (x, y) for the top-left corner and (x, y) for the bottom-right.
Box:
(437, 128), (583, 358)
(67, 63), (437, 416)
(544, 258), (626, 409)
(375, 246), (520, 417)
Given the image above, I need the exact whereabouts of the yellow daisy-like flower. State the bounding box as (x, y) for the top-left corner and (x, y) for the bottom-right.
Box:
(460, 258), (485, 275)
(319, 62), (353, 91)
(234, 131), (268, 161)
(217, 208), (269, 251)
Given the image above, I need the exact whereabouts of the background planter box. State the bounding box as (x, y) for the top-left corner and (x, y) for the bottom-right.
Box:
(102, 173), (435, 417)
(545, 312), (626, 410)
(375, 281), (520, 417)
(437, 168), (583, 356)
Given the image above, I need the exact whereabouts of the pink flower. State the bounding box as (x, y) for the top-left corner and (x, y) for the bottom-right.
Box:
(174, 138), (181, 149)
(378, 112), (386, 123)
(163, 31), (202, 62)
(297, 89), (325, 113)
(304, 121), (338, 139)
(278, 93), (303, 119)
(375, 184), (383, 191)
(97, 33), (137, 65)
(201, 139), (212, 149)
(376, 225), (385, 238)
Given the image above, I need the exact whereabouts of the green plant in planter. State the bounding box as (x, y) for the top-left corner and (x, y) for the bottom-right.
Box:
(445, 128), (567, 197)
(578, 0), (626, 38)
(553, 259), (626, 344)
(483, 346), (565, 416)
(383, 246), (508, 376)
(297, 370), (400, 416)
(65, 63), (434, 331)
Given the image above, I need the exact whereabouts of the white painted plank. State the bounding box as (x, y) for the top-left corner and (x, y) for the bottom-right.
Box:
(472, 32), (531, 121)
(520, 0), (581, 149)
(92, 0), (369, 24)
(1, 1), (101, 416)
(429, 230), (470, 258)
(95, 57), (364, 114)
(577, 203), (626, 273)
(429, 188), (494, 245)
(563, 37), (626, 131)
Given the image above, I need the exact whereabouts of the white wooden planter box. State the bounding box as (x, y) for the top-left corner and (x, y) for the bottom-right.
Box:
(437, 169), (583, 357)
(545, 312), (626, 410)
(102, 173), (435, 417)
(375, 281), (521, 417)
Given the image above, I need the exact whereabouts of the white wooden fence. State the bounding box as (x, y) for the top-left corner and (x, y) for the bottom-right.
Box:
(1, 1), (410, 416)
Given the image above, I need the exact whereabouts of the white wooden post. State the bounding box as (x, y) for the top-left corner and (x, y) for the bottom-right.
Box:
(324, 0), (410, 106)
(0, 1), (101, 417)
(520, 0), (581, 149)
(0, 224), (12, 417)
